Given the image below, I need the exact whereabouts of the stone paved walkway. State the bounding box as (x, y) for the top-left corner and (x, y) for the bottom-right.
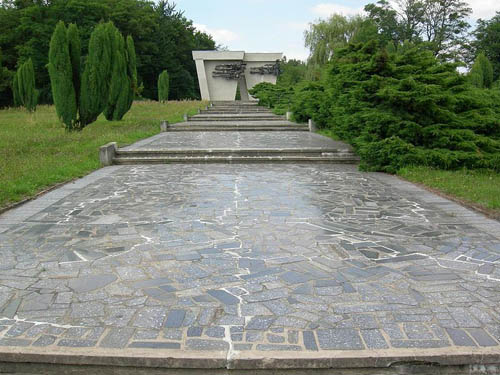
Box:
(123, 131), (353, 151)
(1, 163), (500, 357)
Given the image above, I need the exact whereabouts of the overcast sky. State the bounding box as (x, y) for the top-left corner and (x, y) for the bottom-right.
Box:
(174, 0), (500, 61)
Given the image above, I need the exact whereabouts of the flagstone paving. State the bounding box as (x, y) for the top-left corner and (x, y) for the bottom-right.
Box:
(123, 131), (352, 151)
(1, 163), (500, 355)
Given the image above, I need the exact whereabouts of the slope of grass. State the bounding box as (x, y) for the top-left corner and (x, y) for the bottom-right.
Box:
(0, 100), (206, 209)
(398, 166), (500, 218)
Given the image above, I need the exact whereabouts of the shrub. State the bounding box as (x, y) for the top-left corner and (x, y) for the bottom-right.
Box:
(248, 82), (294, 114)
(48, 21), (77, 129)
(104, 27), (130, 121)
(79, 22), (113, 126)
(126, 36), (138, 111)
(14, 58), (38, 112)
(291, 81), (330, 127)
(158, 70), (169, 103)
(325, 41), (500, 172)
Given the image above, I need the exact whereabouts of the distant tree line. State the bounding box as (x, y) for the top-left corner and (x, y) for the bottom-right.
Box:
(250, 1), (500, 173)
(0, 0), (216, 108)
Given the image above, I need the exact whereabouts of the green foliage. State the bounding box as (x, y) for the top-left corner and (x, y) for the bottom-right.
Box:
(48, 21), (77, 130)
(248, 82), (294, 115)
(105, 26), (130, 121)
(67, 23), (81, 106)
(0, 0), (215, 107)
(304, 14), (373, 67)
(277, 59), (307, 87)
(12, 73), (20, 107)
(473, 12), (500, 81)
(324, 41), (500, 172)
(126, 36), (137, 111)
(79, 22), (113, 126)
(290, 81), (330, 127)
(0, 49), (12, 108)
(469, 53), (494, 89)
(15, 58), (38, 112)
(158, 70), (170, 103)
(365, 0), (472, 61)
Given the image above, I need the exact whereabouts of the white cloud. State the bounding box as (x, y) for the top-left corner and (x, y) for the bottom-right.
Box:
(311, 3), (364, 17)
(468, 0), (500, 19)
(193, 23), (239, 43)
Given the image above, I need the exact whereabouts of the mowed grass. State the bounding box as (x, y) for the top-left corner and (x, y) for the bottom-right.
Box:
(398, 166), (500, 217)
(0, 100), (206, 209)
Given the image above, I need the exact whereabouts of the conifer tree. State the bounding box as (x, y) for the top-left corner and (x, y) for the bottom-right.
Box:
(16, 58), (38, 112)
(48, 21), (77, 129)
(67, 23), (81, 106)
(104, 27), (130, 121)
(158, 70), (169, 103)
(79, 22), (113, 125)
(126, 35), (137, 111)
(469, 53), (494, 89)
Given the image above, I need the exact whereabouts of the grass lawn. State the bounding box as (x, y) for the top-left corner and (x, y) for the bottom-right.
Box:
(0, 100), (206, 209)
(398, 166), (500, 218)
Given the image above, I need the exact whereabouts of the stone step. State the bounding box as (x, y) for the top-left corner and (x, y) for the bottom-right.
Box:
(203, 108), (272, 112)
(189, 115), (284, 121)
(113, 155), (360, 164)
(168, 126), (309, 132)
(116, 148), (356, 158)
(168, 120), (308, 132)
(211, 101), (259, 106)
(175, 120), (300, 127)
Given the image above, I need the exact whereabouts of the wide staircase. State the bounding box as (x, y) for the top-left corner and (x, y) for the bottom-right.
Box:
(111, 101), (360, 164)
(168, 101), (309, 132)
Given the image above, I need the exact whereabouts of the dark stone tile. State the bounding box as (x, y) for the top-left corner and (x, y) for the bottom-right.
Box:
(187, 326), (203, 337)
(186, 339), (229, 351)
(32, 335), (57, 347)
(317, 329), (364, 350)
(246, 316), (275, 330)
(100, 328), (135, 348)
(207, 290), (239, 305)
(467, 328), (497, 347)
(360, 329), (388, 349)
(164, 309), (186, 328)
(303, 331), (318, 351)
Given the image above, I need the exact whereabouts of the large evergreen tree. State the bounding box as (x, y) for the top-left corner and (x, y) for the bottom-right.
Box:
(48, 21), (77, 129)
(79, 22), (113, 126)
(67, 23), (81, 107)
(104, 26), (130, 121)
(126, 35), (137, 112)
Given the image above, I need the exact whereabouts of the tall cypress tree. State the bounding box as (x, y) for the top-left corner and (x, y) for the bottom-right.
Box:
(126, 35), (137, 112)
(104, 27), (130, 121)
(79, 22), (113, 126)
(67, 23), (81, 107)
(16, 58), (37, 112)
(48, 21), (77, 129)
(158, 70), (169, 103)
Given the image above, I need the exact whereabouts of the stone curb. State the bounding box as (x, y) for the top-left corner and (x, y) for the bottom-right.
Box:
(0, 347), (499, 370)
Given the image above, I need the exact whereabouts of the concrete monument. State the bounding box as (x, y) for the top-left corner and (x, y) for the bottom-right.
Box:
(192, 51), (283, 101)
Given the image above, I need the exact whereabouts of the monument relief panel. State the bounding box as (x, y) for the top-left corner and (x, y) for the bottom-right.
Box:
(192, 50), (283, 101)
